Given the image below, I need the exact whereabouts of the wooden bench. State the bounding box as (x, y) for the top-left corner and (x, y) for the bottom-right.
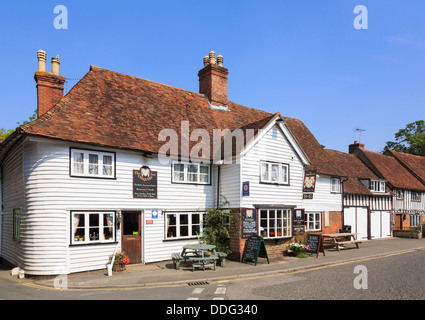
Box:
(216, 252), (227, 267)
(171, 252), (184, 270)
(189, 255), (218, 271)
(334, 240), (362, 251)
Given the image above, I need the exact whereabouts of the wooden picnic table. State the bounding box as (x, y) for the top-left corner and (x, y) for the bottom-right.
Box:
(321, 233), (362, 251)
(180, 244), (218, 271)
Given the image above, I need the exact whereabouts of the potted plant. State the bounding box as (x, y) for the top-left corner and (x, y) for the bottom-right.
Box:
(110, 251), (130, 271)
(287, 242), (310, 257)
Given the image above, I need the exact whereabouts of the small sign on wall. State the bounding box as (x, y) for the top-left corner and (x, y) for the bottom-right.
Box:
(242, 181), (250, 196)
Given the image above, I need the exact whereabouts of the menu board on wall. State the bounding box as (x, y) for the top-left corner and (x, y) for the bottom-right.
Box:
(242, 208), (257, 238)
(133, 166), (158, 199)
(292, 208), (305, 235)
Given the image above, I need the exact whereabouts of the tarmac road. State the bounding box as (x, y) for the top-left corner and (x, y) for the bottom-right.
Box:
(221, 249), (425, 300)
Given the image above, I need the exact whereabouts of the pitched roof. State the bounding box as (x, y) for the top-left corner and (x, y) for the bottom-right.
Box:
(356, 148), (425, 192)
(384, 149), (425, 186)
(0, 64), (382, 191)
(18, 66), (273, 158)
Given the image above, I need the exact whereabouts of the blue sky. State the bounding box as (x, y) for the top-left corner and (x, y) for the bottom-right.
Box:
(0, 1), (424, 153)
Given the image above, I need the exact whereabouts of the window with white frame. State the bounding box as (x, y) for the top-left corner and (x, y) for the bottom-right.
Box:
(306, 212), (321, 231)
(370, 180), (386, 193)
(259, 209), (291, 238)
(70, 148), (115, 178)
(72, 211), (115, 244)
(171, 161), (210, 184)
(410, 215), (421, 227)
(260, 161), (289, 184)
(165, 211), (205, 239)
(395, 190), (404, 200)
(411, 192), (421, 202)
(13, 208), (21, 240)
(330, 178), (341, 193)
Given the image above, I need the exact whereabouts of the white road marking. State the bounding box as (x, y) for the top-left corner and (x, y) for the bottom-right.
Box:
(192, 288), (205, 295)
(214, 287), (226, 295)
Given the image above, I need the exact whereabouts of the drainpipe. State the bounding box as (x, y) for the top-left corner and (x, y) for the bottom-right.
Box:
(216, 160), (224, 208)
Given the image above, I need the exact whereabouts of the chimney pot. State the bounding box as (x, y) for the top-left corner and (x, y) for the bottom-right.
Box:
(37, 50), (46, 72)
(209, 51), (216, 64)
(203, 56), (209, 67)
(51, 55), (60, 75)
(217, 55), (223, 67)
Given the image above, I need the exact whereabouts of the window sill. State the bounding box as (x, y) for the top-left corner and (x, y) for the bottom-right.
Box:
(70, 241), (118, 247)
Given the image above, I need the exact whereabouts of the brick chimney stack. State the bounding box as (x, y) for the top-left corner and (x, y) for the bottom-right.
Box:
(198, 51), (228, 106)
(421, 145), (425, 157)
(349, 141), (365, 154)
(34, 50), (66, 118)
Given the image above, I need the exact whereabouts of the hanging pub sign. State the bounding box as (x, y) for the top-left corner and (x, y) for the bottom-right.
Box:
(242, 208), (257, 238)
(133, 166), (158, 199)
(303, 171), (316, 193)
(292, 208), (305, 235)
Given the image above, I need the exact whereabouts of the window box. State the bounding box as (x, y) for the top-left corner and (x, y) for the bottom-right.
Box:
(70, 148), (116, 179)
(171, 161), (210, 184)
(260, 161), (289, 185)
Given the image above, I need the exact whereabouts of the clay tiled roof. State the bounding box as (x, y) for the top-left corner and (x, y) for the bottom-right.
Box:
(19, 66), (272, 158)
(356, 148), (425, 192)
(5, 64), (385, 195)
(384, 149), (425, 186)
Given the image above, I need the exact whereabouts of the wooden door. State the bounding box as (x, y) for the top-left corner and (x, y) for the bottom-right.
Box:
(121, 211), (141, 264)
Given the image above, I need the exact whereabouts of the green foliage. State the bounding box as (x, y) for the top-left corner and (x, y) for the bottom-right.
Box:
(296, 253), (309, 258)
(201, 208), (231, 255)
(0, 110), (37, 141)
(383, 120), (425, 155)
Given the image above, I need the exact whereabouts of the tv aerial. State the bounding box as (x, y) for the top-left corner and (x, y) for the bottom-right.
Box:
(354, 126), (366, 143)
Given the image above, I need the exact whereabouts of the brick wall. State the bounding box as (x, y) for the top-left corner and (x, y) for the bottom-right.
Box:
(229, 209), (343, 261)
(34, 71), (65, 117)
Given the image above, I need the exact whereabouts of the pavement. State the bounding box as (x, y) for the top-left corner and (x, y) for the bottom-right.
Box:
(3, 237), (425, 290)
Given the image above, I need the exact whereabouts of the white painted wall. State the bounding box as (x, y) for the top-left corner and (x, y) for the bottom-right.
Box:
(240, 125), (304, 208)
(303, 174), (343, 212)
(16, 136), (215, 275)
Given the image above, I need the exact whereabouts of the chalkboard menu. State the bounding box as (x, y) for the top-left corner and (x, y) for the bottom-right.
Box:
(306, 233), (325, 258)
(292, 209), (305, 235)
(242, 235), (269, 266)
(242, 208), (257, 238)
(133, 166), (158, 199)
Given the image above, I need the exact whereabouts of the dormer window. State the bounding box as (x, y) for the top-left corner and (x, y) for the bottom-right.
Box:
(370, 180), (385, 193)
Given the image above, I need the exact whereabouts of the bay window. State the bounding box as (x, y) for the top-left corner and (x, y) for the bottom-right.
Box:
(259, 209), (291, 238)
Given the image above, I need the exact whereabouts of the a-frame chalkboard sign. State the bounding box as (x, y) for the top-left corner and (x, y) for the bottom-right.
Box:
(306, 233), (325, 258)
(242, 235), (270, 265)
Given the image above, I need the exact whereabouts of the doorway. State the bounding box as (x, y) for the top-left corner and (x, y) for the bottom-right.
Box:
(121, 211), (142, 264)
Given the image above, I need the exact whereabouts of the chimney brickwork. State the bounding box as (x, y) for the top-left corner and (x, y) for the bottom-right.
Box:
(34, 50), (65, 118)
(349, 141), (365, 154)
(198, 51), (228, 106)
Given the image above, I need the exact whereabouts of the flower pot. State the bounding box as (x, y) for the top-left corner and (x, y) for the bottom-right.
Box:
(112, 263), (126, 272)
